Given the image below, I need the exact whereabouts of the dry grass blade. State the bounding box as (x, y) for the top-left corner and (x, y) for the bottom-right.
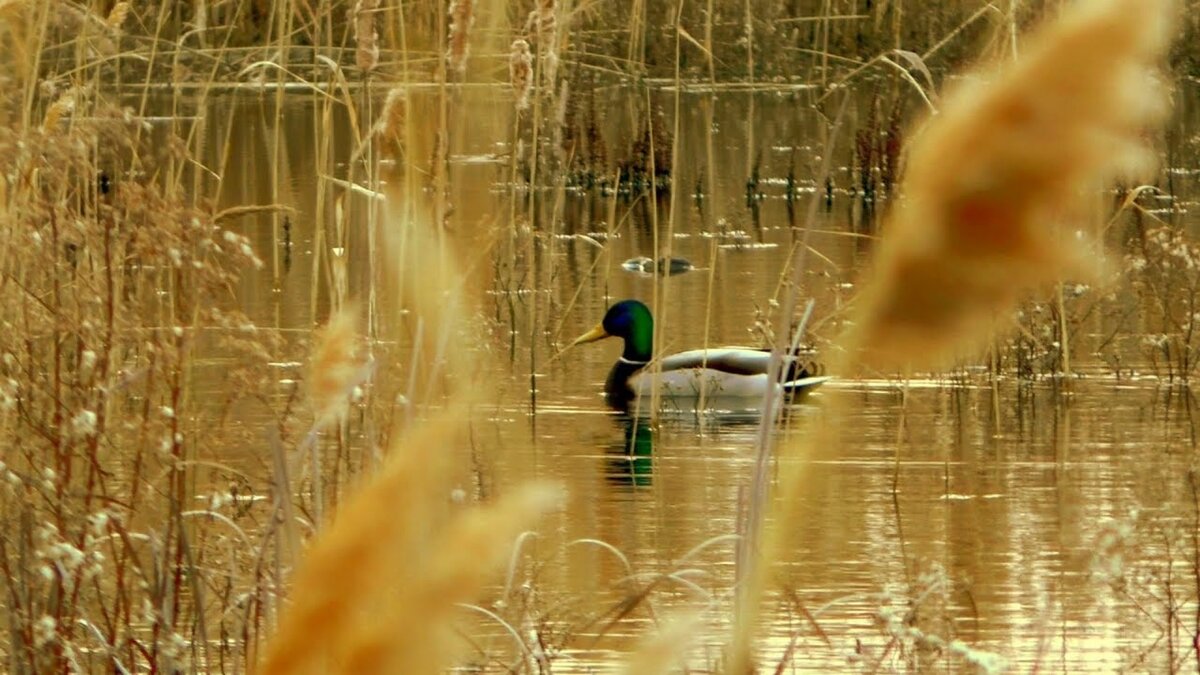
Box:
(842, 0), (1176, 370)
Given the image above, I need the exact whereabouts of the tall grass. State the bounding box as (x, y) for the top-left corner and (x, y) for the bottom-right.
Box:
(0, 105), (278, 670)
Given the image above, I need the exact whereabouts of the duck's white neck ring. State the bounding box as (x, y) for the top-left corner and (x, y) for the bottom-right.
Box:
(618, 357), (649, 365)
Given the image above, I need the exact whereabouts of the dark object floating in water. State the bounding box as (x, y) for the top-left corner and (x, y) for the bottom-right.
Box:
(621, 256), (694, 276)
(571, 299), (830, 412)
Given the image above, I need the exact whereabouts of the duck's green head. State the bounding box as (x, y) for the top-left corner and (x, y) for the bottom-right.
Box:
(572, 299), (654, 362)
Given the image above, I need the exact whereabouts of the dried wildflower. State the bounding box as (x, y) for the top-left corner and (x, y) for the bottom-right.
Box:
(78, 349), (96, 382)
(43, 540), (86, 573)
(446, 0), (474, 76)
(509, 39), (533, 112)
(86, 510), (111, 537)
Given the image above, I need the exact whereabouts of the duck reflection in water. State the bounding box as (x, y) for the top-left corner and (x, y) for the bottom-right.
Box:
(605, 413), (654, 488)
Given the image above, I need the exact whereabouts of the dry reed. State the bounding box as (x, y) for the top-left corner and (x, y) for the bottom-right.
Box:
(0, 101), (280, 671)
(259, 50), (559, 668)
(0, 0), (1191, 670)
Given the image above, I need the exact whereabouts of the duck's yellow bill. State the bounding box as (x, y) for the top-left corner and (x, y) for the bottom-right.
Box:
(571, 324), (610, 346)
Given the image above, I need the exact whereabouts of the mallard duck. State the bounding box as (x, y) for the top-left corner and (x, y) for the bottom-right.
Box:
(572, 299), (830, 409)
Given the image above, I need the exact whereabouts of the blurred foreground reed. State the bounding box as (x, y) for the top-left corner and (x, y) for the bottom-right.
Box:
(733, 0), (1178, 671)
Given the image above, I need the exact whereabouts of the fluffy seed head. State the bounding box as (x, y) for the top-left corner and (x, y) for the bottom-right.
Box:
(842, 0), (1177, 370)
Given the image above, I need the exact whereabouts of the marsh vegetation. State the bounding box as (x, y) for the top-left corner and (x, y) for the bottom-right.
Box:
(2, 0), (1200, 673)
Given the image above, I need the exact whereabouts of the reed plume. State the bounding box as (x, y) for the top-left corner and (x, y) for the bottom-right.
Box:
(843, 0), (1175, 370)
(731, 0), (1178, 671)
(41, 88), (78, 131)
(260, 75), (555, 670)
(105, 1), (129, 31)
(258, 409), (559, 675)
(527, 0), (560, 87)
(308, 305), (364, 426)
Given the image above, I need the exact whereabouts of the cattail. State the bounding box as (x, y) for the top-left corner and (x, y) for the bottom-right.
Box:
(526, 0), (560, 86)
(446, 0), (474, 76)
(308, 305), (363, 425)
(524, 0), (556, 38)
(842, 0), (1176, 370)
(509, 39), (533, 112)
(105, 1), (129, 31)
(371, 87), (407, 159)
(353, 0), (380, 74)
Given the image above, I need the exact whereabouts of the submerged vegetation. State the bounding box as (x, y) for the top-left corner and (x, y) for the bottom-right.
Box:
(0, 0), (1199, 673)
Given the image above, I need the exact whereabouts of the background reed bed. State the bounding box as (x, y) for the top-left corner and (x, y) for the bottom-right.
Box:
(0, 105), (282, 670)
